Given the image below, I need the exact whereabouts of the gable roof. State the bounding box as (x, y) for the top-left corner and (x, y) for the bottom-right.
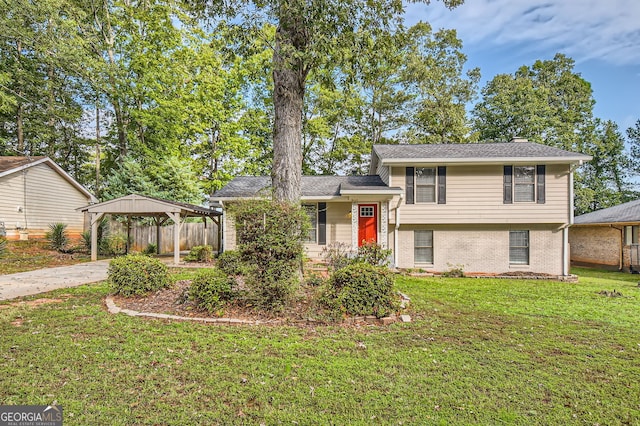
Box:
(0, 156), (97, 202)
(79, 194), (220, 217)
(574, 199), (640, 225)
(212, 175), (399, 200)
(371, 142), (591, 172)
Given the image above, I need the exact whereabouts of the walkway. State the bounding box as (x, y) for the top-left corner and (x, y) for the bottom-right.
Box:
(0, 260), (111, 301)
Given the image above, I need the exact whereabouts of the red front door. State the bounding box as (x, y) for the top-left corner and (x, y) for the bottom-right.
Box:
(358, 204), (377, 246)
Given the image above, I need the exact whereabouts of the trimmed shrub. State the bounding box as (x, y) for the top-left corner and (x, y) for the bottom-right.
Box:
(230, 199), (309, 311)
(45, 223), (69, 252)
(323, 262), (398, 318)
(184, 245), (214, 263)
(108, 254), (169, 296)
(217, 250), (245, 276)
(357, 241), (392, 268)
(189, 269), (235, 314)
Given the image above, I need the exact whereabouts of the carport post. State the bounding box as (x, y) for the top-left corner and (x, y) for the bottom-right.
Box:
(167, 212), (181, 265)
(90, 212), (105, 261)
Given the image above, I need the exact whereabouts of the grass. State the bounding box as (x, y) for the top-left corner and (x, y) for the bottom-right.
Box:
(0, 240), (91, 274)
(0, 268), (639, 424)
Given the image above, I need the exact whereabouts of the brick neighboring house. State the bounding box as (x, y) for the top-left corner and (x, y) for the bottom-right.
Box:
(212, 139), (591, 277)
(0, 156), (96, 240)
(570, 200), (640, 272)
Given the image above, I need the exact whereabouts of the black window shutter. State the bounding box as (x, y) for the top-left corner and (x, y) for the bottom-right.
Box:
(406, 167), (414, 204)
(503, 166), (513, 204)
(437, 166), (446, 204)
(318, 202), (326, 245)
(536, 165), (546, 204)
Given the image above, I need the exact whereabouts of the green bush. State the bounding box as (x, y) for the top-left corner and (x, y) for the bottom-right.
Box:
(142, 243), (158, 255)
(231, 199), (309, 311)
(189, 269), (235, 314)
(323, 262), (399, 318)
(108, 254), (169, 296)
(357, 241), (392, 268)
(216, 250), (245, 275)
(184, 245), (214, 262)
(321, 242), (355, 272)
(45, 223), (69, 252)
(106, 233), (128, 256)
(0, 236), (7, 258)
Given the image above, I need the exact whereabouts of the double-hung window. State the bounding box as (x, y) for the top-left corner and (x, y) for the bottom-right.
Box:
(302, 204), (318, 243)
(509, 230), (529, 265)
(504, 165), (545, 204)
(415, 168), (436, 203)
(514, 166), (535, 202)
(414, 230), (434, 264)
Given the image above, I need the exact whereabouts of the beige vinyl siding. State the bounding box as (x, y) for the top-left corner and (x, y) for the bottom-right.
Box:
(222, 202), (353, 260)
(304, 202), (352, 259)
(0, 164), (90, 239)
(376, 163), (390, 185)
(390, 164), (570, 224)
(396, 224), (564, 275)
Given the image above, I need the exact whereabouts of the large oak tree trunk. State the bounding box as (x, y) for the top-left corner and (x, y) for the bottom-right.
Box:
(271, 9), (308, 203)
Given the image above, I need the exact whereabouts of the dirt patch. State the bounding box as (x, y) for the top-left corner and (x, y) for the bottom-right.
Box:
(112, 281), (334, 325)
(0, 298), (65, 310)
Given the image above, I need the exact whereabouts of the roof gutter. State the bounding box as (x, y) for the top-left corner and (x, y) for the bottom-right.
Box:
(381, 157), (591, 166)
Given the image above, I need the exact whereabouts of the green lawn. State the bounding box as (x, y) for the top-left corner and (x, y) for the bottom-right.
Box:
(1, 268), (639, 425)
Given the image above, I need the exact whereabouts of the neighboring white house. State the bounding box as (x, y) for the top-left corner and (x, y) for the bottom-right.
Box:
(0, 156), (97, 240)
(211, 139), (591, 277)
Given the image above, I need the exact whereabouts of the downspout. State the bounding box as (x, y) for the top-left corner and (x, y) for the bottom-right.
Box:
(394, 194), (403, 268)
(564, 161), (581, 276)
(611, 225), (624, 271)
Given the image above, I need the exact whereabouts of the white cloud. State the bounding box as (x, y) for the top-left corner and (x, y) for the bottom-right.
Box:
(406, 0), (640, 65)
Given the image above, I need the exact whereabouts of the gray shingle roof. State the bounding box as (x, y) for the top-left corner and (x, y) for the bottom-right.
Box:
(0, 156), (46, 174)
(574, 199), (640, 225)
(212, 175), (390, 198)
(373, 142), (591, 161)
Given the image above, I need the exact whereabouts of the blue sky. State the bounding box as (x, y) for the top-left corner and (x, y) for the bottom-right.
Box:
(406, 0), (640, 133)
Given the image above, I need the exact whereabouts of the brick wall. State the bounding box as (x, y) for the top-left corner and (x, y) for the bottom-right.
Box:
(396, 224), (564, 275)
(569, 225), (620, 269)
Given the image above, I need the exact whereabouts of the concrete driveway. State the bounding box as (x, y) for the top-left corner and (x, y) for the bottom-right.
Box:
(0, 260), (111, 301)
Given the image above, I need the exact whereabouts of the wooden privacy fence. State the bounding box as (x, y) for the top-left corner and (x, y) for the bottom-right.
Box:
(109, 219), (219, 254)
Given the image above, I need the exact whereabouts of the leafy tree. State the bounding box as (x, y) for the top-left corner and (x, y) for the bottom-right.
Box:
(473, 54), (593, 152)
(192, 0), (464, 201)
(627, 120), (640, 176)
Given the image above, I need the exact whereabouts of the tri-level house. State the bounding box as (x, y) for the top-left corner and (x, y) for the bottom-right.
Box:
(211, 139), (591, 277)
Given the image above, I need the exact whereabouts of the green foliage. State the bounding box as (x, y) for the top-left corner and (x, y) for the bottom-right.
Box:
(184, 245), (214, 263)
(45, 223), (69, 253)
(216, 250), (245, 276)
(81, 219), (109, 255)
(442, 263), (465, 278)
(107, 254), (169, 296)
(321, 242), (355, 272)
(106, 233), (128, 256)
(321, 241), (391, 271)
(231, 199), (309, 310)
(142, 243), (158, 255)
(189, 268), (235, 314)
(356, 241), (392, 267)
(323, 262), (398, 318)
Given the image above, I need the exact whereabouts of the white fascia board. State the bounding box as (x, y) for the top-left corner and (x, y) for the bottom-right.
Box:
(339, 189), (403, 196)
(380, 157), (591, 166)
